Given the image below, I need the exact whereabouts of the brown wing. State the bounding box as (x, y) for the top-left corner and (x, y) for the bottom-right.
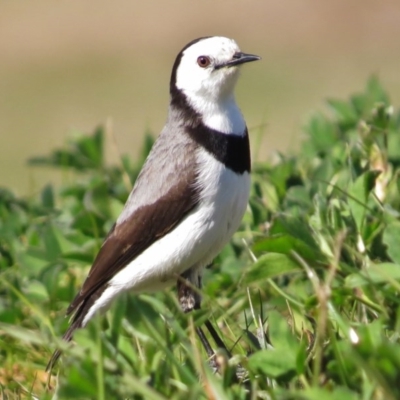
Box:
(47, 177), (198, 371)
(67, 174), (199, 315)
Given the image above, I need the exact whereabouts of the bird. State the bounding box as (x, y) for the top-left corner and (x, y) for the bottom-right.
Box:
(47, 36), (260, 370)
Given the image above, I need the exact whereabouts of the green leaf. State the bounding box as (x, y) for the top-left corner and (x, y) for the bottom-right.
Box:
(382, 220), (400, 264)
(285, 186), (312, 209)
(345, 263), (400, 287)
(253, 234), (320, 261)
(0, 322), (48, 345)
(347, 171), (380, 231)
(244, 252), (300, 284)
(295, 341), (307, 375)
(25, 280), (49, 302)
(299, 387), (359, 400)
(29, 126), (104, 171)
(274, 215), (320, 251)
(305, 113), (337, 154)
(41, 184), (55, 209)
(43, 223), (62, 261)
(248, 347), (296, 379)
(366, 75), (389, 105)
(84, 181), (111, 218)
(328, 98), (358, 124)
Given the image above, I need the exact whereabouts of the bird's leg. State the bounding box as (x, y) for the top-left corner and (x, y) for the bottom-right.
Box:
(177, 268), (203, 314)
(177, 269), (230, 359)
(204, 320), (231, 357)
(177, 269), (214, 359)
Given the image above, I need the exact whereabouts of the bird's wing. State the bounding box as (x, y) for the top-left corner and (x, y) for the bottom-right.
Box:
(67, 128), (199, 315)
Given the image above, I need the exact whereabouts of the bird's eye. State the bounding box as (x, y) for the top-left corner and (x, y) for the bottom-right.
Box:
(197, 56), (211, 68)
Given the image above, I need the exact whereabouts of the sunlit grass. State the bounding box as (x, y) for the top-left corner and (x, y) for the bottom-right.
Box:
(1, 78), (400, 399)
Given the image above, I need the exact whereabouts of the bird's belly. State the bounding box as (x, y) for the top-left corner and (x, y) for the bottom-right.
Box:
(195, 169), (250, 267)
(109, 157), (250, 293)
(192, 149), (250, 263)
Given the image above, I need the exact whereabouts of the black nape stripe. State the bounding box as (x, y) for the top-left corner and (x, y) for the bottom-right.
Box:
(187, 124), (251, 174)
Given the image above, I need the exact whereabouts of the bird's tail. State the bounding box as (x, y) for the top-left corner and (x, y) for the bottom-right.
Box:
(46, 313), (84, 372)
(46, 301), (87, 372)
(46, 284), (111, 371)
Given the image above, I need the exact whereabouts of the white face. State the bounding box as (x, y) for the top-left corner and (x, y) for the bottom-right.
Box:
(175, 37), (242, 102)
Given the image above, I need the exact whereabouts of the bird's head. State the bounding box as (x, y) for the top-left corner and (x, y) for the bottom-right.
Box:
(170, 36), (260, 107)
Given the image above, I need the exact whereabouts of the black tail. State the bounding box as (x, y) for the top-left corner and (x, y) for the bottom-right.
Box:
(46, 292), (98, 371)
(46, 284), (109, 371)
(46, 311), (84, 372)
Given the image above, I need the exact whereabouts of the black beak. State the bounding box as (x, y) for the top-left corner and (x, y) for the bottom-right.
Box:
(215, 52), (261, 69)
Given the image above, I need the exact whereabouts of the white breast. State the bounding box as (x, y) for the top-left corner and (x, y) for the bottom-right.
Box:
(192, 149), (251, 266)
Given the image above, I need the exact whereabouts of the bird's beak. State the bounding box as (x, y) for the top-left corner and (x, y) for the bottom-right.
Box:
(215, 52), (261, 69)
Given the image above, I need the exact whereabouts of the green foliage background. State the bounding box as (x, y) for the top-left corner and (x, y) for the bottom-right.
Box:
(1, 78), (400, 399)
